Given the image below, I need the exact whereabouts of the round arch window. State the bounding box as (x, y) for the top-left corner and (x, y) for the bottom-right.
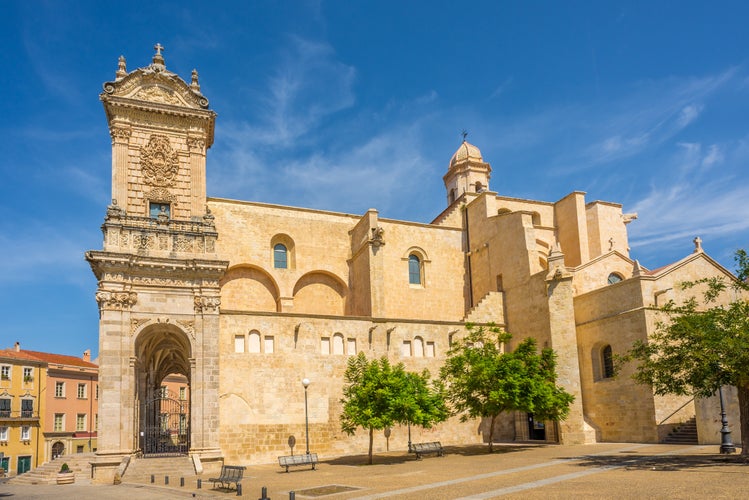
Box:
(607, 273), (623, 285)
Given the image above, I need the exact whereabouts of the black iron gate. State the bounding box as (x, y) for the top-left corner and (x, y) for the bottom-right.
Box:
(142, 395), (189, 456)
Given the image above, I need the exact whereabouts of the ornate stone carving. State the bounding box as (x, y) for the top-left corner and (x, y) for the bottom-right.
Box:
(144, 187), (177, 203)
(194, 295), (220, 314)
(133, 85), (184, 105)
(96, 290), (138, 310)
(130, 318), (150, 336)
(110, 126), (131, 142)
(174, 236), (193, 252)
(140, 135), (179, 187)
(176, 320), (196, 340)
(370, 226), (385, 247)
(187, 137), (205, 151)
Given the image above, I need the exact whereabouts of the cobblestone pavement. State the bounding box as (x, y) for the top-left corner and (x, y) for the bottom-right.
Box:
(1, 443), (747, 499)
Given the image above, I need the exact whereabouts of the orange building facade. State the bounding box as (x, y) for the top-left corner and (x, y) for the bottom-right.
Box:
(0, 343), (98, 476)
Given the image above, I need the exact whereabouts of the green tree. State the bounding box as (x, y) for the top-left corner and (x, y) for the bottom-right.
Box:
(340, 352), (448, 464)
(625, 250), (749, 456)
(440, 323), (574, 452)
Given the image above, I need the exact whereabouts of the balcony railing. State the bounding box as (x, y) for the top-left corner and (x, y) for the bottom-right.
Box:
(0, 410), (39, 420)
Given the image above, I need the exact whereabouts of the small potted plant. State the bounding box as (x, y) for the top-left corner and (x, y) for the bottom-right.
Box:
(57, 462), (75, 484)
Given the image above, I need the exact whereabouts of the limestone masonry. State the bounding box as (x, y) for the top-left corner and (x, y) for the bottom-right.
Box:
(85, 46), (741, 483)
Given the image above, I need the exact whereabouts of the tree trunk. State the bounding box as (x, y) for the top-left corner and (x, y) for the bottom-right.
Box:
(488, 414), (496, 453)
(738, 383), (749, 456)
(368, 427), (374, 465)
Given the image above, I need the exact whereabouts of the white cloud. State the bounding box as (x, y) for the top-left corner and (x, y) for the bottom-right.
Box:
(676, 104), (703, 128)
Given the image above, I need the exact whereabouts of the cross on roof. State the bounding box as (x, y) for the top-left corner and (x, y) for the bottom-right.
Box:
(154, 43), (164, 56)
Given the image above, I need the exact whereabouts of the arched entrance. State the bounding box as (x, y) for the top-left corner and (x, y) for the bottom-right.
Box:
(52, 441), (65, 459)
(134, 325), (192, 457)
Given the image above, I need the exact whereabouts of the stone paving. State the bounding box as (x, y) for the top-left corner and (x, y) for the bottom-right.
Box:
(1, 443), (747, 499)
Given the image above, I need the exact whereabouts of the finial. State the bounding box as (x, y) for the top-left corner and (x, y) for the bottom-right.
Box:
(693, 236), (703, 253)
(152, 43), (166, 68)
(461, 129), (468, 142)
(191, 69), (201, 91)
(116, 55), (127, 79)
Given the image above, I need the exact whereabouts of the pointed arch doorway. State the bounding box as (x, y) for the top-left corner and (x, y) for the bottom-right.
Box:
(135, 325), (192, 457)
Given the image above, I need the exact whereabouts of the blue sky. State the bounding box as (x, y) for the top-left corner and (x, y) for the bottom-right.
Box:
(2, 1), (748, 358)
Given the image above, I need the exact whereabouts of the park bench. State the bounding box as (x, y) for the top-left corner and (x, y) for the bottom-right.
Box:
(278, 453), (319, 472)
(411, 441), (444, 460)
(208, 464), (246, 490)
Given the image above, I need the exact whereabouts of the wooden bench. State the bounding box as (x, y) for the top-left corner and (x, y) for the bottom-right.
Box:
(208, 464), (246, 490)
(411, 441), (444, 460)
(278, 453), (318, 472)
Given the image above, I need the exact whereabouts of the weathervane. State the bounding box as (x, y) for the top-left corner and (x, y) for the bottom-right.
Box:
(461, 129), (468, 142)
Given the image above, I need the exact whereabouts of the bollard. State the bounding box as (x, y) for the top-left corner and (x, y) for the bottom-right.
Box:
(237, 481), (242, 496)
(150, 474), (154, 483)
(258, 485), (270, 499)
(180, 477), (185, 487)
(197, 478), (202, 489)
(165, 475), (169, 485)
(289, 492), (295, 500)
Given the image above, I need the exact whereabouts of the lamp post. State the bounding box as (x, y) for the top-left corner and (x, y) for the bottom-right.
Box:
(302, 378), (311, 455)
(718, 386), (736, 454)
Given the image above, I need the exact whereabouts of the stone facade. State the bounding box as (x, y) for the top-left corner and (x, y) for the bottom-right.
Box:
(86, 47), (741, 482)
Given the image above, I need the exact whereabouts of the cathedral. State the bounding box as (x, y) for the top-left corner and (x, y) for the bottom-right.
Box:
(86, 47), (739, 482)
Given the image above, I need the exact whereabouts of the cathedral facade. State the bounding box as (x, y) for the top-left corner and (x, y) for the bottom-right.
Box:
(86, 48), (739, 482)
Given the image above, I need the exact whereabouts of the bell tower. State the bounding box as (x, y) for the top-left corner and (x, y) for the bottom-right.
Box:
(87, 45), (227, 483)
(443, 137), (492, 206)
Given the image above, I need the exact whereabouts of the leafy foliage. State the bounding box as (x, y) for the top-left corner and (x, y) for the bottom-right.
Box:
(624, 250), (749, 455)
(439, 323), (574, 452)
(340, 352), (448, 464)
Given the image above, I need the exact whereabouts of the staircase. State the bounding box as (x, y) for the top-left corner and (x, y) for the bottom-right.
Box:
(9, 453), (93, 485)
(121, 455), (197, 485)
(662, 417), (698, 444)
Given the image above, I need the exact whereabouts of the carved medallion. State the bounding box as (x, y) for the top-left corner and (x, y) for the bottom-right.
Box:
(140, 135), (179, 187)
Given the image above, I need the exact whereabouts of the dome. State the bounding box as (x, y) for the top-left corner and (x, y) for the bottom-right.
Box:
(449, 140), (483, 169)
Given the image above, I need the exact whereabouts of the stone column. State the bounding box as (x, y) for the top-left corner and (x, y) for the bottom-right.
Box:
(110, 124), (131, 210)
(187, 136), (206, 219)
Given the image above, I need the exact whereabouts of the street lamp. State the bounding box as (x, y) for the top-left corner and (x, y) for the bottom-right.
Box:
(302, 378), (311, 455)
(718, 386), (736, 454)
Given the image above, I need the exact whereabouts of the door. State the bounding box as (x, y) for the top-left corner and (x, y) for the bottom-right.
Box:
(527, 414), (546, 440)
(17, 455), (31, 474)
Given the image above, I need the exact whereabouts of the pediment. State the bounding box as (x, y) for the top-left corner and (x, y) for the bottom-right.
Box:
(102, 66), (209, 110)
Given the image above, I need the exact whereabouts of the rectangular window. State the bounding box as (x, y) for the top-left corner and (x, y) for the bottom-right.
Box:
(21, 399), (33, 418)
(0, 426), (8, 441)
(321, 337), (330, 355)
(77, 414), (86, 431)
(234, 334), (245, 353)
(346, 338), (357, 355)
(426, 341), (436, 357)
(76, 445), (84, 454)
(21, 426), (30, 441)
(95, 413), (99, 431)
(179, 387), (186, 401)
(160, 386), (167, 398)
(264, 336), (274, 354)
(402, 340), (412, 357)
(0, 365), (9, 381)
(78, 383), (87, 399)
(54, 414), (64, 432)
(96, 384), (99, 399)
(149, 202), (170, 219)
(55, 381), (65, 398)
(0, 398), (10, 418)
(23, 367), (33, 382)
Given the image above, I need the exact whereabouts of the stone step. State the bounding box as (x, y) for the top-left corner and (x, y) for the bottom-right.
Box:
(121, 456), (196, 484)
(8, 453), (93, 485)
(662, 417), (698, 444)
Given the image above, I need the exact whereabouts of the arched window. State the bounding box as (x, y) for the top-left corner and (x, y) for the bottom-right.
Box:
(602, 345), (614, 379)
(607, 273), (623, 285)
(274, 244), (288, 269)
(449, 188), (456, 204)
(413, 337), (424, 357)
(248, 331), (261, 353)
(408, 254), (422, 285)
(475, 182), (484, 193)
(332, 333), (344, 355)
